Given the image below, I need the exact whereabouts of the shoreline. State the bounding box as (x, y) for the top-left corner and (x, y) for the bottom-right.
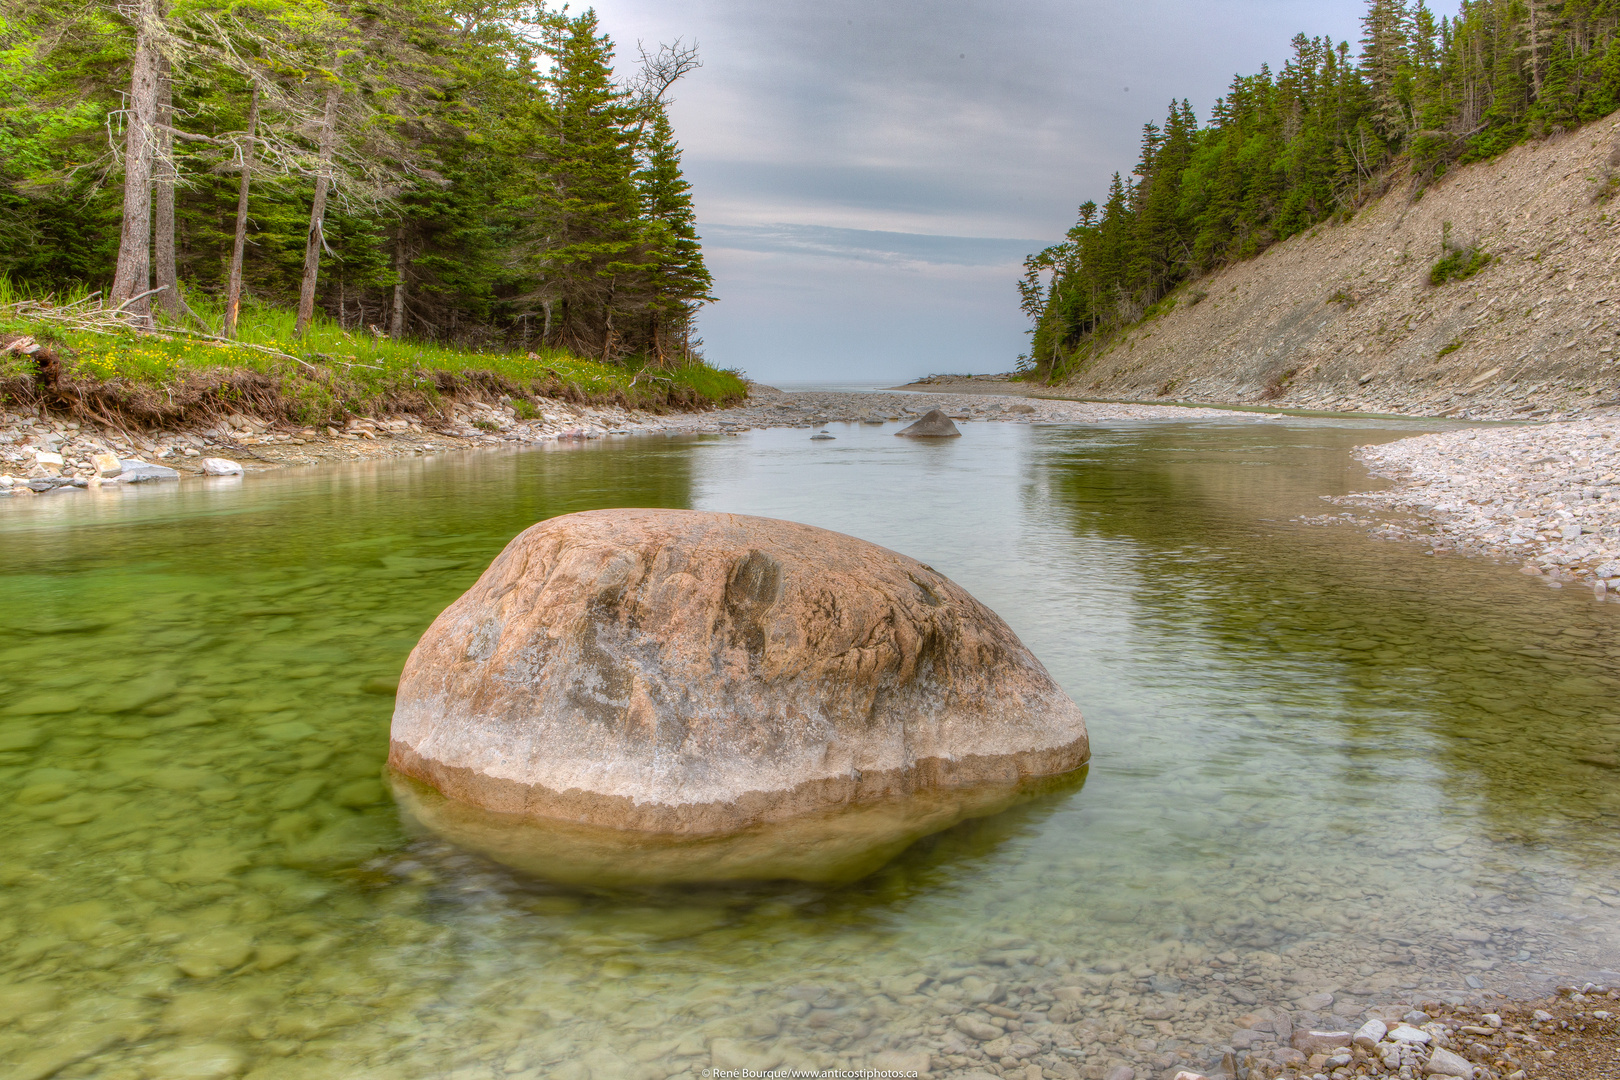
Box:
(0, 384), (1262, 494)
(1323, 415), (1620, 589)
(7, 380), (1618, 593)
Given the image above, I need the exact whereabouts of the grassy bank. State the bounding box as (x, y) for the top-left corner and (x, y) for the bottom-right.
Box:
(0, 282), (747, 428)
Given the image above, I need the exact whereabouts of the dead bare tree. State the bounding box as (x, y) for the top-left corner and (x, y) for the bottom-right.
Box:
(294, 78), (341, 338)
(223, 82), (259, 340)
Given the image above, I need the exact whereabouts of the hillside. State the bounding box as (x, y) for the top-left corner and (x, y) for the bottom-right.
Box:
(1057, 118), (1620, 419)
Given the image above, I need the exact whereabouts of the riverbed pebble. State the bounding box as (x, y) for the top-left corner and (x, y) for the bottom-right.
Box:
(1328, 416), (1620, 581)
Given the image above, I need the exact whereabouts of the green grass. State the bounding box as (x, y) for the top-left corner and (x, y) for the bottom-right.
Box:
(1, 279), (747, 423)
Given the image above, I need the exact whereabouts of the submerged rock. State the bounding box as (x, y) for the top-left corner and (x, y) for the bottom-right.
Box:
(895, 408), (961, 437)
(389, 508), (1087, 882)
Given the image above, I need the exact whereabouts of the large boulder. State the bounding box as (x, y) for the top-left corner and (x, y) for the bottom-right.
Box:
(895, 408), (961, 437)
(389, 508), (1087, 881)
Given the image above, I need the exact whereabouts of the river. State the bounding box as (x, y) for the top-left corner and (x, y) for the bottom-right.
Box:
(2, 416), (1618, 1080)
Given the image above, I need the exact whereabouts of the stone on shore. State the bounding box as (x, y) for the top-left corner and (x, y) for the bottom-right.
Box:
(116, 460), (180, 483)
(91, 452), (122, 477)
(200, 457), (244, 476)
(389, 508), (1088, 883)
(1423, 1047), (1475, 1076)
(895, 408), (961, 437)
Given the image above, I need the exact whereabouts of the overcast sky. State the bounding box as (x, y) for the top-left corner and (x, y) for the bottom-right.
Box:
(588, 0), (1363, 385)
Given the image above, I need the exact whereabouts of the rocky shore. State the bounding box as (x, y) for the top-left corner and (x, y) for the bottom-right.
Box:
(1314, 416), (1620, 589)
(0, 384), (1250, 495)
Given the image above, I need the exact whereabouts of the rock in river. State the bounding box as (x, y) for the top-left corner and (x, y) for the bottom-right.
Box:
(200, 457), (244, 476)
(389, 508), (1087, 883)
(895, 408), (961, 437)
(115, 459), (179, 483)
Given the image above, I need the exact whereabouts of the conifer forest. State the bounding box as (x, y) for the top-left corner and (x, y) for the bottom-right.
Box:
(0, 1), (714, 364)
(1021, 0), (1620, 380)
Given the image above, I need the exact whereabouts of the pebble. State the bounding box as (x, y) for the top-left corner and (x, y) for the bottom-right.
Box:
(1292, 1029), (1352, 1054)
(1354, 1018), (1388, 1049)
(1423, 1046), (1474, 1076)
(1334, 417), (1620, 581)
(143, 1042), (246, 1079)
(174, 929), (255, 979)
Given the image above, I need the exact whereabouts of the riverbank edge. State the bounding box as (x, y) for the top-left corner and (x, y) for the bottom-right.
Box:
(902, 375), (1620, 587)
(894, 373), (1610, 424)
(0, 383), (1268, 492)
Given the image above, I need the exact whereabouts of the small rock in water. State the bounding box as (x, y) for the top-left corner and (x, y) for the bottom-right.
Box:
(174, 928), (255, 978)
(1353, 1018), (1387, 1049)
(1389, 1023), (1432, 1044)
(709, 1037), (783, 1072)
(1296, 991), (1336, 1010)
(895, 408), (961, 437)
(1104, 1067), (1136, 1080)
(0, 726), (45, 751)
(810, 431), (835, 440)
(959, 975), (1006, 1004)
(143, 1042), (246, 1079)
(1292, 1029), (1352, 1055)
(115, 460), (180, 483)
(200, 457), (243, 476)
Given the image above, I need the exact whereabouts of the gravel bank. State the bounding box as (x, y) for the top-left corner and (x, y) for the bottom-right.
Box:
(1320, 417), (1620, 587)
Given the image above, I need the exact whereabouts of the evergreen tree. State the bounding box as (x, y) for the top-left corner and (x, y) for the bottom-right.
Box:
(526, 10), (646, 359)
(635, 104), (712, 363)
(1, 0), (713, 362)
(1022, 0), (1620, 383)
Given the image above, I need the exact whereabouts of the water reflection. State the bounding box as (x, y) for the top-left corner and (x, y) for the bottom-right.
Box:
(1031, 422), (1620, 854)
(1, 420), (1618, 1080)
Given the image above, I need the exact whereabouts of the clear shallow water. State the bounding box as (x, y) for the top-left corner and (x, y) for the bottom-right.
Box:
(3, 419), (1620, 1080)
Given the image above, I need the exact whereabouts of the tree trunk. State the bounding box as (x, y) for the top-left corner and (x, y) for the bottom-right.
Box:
(153, 55), (183, 321)
(295, 82), (341, 339)
(109, 0), (162, 322)
(223, 83), (259, 341)
(1527, 2), (1543, 97)
(390, 235), (407, 338)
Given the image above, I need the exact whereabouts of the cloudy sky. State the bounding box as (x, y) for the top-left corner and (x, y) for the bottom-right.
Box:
(589, 0), (1363, 385)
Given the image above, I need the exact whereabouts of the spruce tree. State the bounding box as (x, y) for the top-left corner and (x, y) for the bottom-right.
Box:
(529, 10), (646, 359)
(635, 104), (712, 363)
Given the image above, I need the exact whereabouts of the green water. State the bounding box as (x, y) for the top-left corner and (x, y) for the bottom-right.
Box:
(3, 419), (1620, 1080)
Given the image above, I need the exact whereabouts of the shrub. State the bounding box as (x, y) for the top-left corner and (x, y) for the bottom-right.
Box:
(1429, 222), (1491, 286)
